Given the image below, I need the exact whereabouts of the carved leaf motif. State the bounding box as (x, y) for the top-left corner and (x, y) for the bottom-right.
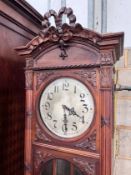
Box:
(36, 71), (54, 89)
(73, 158), (96, 175)
(75, 130), (96, 151)
(35, 124), (51, 142)
(74, 70), (96, 87)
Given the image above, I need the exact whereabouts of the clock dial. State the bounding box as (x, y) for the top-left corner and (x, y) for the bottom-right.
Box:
(39, 78), (95, 138)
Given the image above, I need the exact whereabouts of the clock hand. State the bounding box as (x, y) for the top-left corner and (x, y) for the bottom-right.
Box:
(62, 105), (85, 124)
(62, 105), (68, 132)
(70, 108), (85, 124)
(62, 105), (70, 111)
(62, 105), (82, 119)
(70, 108), (81, 118)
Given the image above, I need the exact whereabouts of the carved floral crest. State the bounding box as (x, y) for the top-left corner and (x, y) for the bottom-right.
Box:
(16, 7), (123, 66)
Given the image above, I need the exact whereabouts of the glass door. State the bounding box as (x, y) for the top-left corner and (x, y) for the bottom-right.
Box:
(41, 159), (83, 175)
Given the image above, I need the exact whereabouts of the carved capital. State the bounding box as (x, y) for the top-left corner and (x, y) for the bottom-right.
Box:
(75, 130), (96, 151)
(100, 52), (113, 65)
(25, 70), (33, 90)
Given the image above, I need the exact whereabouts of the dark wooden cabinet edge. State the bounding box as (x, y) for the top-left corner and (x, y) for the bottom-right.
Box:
(1, 0), (44, 29)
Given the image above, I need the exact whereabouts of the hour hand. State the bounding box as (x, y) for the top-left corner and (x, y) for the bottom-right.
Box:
(62, 104), (70, 111)
(62, 105), (81, 118)
(62, 105), (74, 115)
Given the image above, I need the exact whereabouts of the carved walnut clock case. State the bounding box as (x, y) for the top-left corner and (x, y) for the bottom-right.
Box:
(16, 7), (124, 175)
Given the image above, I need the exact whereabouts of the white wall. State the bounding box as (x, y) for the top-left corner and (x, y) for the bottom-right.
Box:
(107, 0), (131, 47)
(26, 0), (88, 27)
(66, 0), (88, 27)
(27, 0), (49, 15)
(27, 0), (131, 47)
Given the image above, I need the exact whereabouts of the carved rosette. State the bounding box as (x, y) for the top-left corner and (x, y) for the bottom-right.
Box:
(74, 70), (97, 87)
(34, 124), (51, 143)
(73, 157), (96, 175)
(75, 130), (96, 151)
(100, 52), (113, 65)
(100, 67), (112, 88)
(25, 70), (33, 90)
(36, 71), (54, 89)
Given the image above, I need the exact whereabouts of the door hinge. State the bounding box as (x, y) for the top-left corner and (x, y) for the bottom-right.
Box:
(101, 117), (110, 127)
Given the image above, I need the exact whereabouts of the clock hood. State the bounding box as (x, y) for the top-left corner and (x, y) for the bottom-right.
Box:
(15, 7), (124, 70)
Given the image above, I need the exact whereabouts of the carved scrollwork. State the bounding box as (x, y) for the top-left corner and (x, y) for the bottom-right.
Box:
(34, 149), (52, 169)
(35, 124), (51, 143)
(73, 157), (96, 175)
(25, 70), (33, 90)
(75, 130), (96, 151)
(74, 70), (97, 87)
(36, 71), (54, 89)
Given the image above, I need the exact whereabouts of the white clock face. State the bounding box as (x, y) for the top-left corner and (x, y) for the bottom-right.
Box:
(39, 78), (95, 138)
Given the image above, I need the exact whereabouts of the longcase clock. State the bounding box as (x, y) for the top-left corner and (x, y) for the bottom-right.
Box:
(16, 7), (124, 175)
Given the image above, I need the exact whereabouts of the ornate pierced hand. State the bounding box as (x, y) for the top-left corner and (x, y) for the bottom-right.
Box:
(62, 105), (85, 124)
(62, 105), (81, 118)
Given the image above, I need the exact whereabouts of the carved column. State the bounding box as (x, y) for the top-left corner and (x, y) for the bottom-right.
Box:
(100, 66), (113, 175)
(24, 70), (33, 175)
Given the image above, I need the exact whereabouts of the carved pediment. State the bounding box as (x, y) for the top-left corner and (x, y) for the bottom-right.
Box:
(15, 7), (124, 67)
